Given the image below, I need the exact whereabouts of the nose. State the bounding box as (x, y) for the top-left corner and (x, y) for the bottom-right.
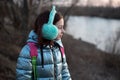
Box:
(62, 28), (65, 34)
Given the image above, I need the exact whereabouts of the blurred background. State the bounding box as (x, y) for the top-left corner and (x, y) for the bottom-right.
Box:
(1, 0), (120, 80)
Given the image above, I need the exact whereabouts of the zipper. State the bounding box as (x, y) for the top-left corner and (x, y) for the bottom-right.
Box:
(51, 48), (57, 80)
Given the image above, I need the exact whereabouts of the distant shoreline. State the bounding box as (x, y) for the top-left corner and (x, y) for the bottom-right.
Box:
(57, 6), (120, 19)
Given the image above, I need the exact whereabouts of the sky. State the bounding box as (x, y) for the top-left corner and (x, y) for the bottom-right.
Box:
(53, 0), (120, 7)
(13, 0), (120, 7)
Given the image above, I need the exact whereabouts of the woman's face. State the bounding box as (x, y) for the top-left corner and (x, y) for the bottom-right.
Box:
(55, 18), (65, 40)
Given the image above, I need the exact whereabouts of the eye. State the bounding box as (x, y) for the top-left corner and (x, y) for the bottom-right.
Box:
(57, 25), (63, 29)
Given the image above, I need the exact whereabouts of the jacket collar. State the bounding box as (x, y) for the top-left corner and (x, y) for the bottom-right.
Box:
(27, 30), (63, 47)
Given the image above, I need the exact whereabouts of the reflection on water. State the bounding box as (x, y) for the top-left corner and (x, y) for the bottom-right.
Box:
(66, 16), (120, 53)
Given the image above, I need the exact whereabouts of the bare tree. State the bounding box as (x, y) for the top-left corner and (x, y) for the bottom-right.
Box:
(0, 0), (76, 46)
(86, 0), (91, 7)
(0, 0), (52, 46)
(109, 0), (113, 7)
(113, 28), (120, 54)
(105, 27), (120, 54)
(63, 0), (79, 29)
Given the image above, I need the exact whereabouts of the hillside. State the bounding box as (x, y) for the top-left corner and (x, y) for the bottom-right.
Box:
(0, 33), (120, 80)
(62, 34), (120, 80)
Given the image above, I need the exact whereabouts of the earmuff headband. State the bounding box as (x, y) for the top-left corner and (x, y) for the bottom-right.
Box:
(48, 6), (56, 24)
(42, 6), (58, 40)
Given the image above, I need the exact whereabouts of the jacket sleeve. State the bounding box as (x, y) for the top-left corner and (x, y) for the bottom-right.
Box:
(62, 54), (72, 80)
(16, 45), (32, 80)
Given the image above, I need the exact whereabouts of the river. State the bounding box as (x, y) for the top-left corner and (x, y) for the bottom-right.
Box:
(66, 16), (120, 53)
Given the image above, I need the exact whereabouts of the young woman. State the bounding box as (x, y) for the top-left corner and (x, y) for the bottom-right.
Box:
(16, 6), (71, 80)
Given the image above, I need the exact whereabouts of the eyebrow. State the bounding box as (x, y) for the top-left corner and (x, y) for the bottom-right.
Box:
(57, 24), (64, 26)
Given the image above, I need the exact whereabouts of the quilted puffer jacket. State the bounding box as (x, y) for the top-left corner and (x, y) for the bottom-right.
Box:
(16, 30), (72, 80)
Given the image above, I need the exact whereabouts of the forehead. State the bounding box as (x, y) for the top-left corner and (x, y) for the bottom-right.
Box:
(55, 18), (64, 25)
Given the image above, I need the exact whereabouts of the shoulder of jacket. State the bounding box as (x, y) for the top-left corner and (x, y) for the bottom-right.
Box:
(19, 44), (31, 59)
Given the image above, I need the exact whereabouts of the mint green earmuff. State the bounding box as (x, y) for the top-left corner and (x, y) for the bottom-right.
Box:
(42, 6), (58, 40)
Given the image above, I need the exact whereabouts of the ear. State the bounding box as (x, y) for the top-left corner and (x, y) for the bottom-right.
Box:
(42, 24), (58, 40)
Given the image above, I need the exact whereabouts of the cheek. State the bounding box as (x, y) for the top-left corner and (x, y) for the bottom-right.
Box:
(58, 30), (62, 35)
(57, 30), (61, 37)
(56, 30), (62, 39)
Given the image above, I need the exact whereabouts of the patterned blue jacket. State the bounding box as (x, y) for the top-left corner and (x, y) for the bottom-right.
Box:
(16, 30), (72, 80)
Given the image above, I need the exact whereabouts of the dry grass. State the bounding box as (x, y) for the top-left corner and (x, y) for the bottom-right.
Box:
(62, 34), (120, 80)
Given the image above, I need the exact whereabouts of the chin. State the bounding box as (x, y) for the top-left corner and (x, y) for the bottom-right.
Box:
(55, 35), (63, 40)
(55, 37), (61, 40)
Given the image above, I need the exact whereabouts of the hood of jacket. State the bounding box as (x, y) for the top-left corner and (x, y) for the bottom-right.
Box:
(27, 30), (63, 47)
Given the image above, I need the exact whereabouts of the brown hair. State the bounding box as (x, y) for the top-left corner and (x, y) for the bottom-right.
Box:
(33, 10), (63, 46)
